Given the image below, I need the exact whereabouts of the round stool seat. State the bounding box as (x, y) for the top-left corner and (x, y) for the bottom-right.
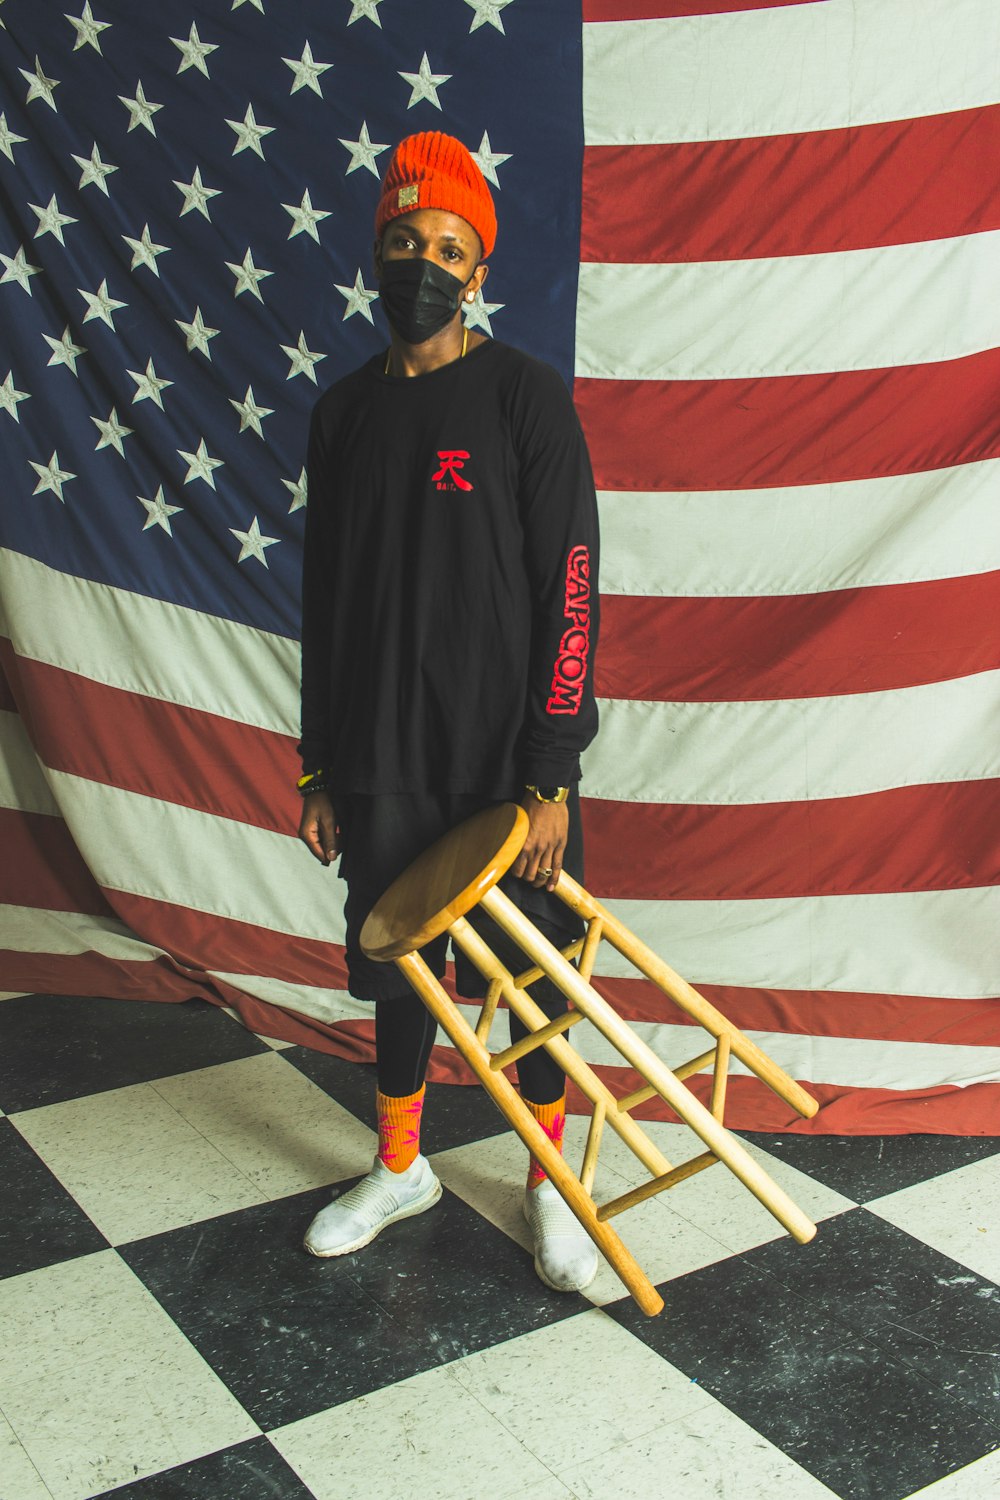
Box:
(360, 802), (529, 962)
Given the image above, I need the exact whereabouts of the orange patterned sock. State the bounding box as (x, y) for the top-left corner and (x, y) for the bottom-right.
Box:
(523, 1094), (566, 1190)
(376, 1085), (426, 1173)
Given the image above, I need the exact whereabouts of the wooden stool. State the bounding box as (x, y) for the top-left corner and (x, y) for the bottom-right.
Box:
(360, 803), (819, 1316)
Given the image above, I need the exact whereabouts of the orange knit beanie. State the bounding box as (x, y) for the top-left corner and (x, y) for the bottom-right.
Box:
(375, 132), (496, 258)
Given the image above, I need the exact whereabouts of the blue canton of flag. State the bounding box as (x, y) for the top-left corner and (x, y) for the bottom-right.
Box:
(0, 0), (582, 637)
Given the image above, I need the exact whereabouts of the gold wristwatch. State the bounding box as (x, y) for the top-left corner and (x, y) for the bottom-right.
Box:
(525, 784), (570, 804)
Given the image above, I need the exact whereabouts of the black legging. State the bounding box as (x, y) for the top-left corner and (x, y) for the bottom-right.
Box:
(375, 919), (570, 1105)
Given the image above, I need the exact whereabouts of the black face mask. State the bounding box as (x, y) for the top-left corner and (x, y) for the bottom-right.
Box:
(379, 257), (472, 345)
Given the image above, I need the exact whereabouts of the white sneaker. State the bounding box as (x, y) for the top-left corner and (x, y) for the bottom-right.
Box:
(523, 1179), (599, 1293)
(304, 1155), (442, 1258)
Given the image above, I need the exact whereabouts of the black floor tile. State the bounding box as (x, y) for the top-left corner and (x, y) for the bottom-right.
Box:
(285, 1047), (512, 1151)
(738, 1130), (1000, 1203)
(0, 1119), (108, 1278)
(95, 1437), (313, 1498)
(874, 1281), (1000, 1427)
(120, 1177), (581, 1429)
(610, 1211), (1000, 1500)
(0, 995), (270, 1112)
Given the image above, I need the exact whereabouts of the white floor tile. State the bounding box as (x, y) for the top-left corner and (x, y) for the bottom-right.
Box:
(555, 1400), (841, 1500)
(907, 1445), (1000, 1498)
(270, 1361), (558, 1500)
(150, 1051), (376, 1199)
(10, 1080), (267, 1243)
(0, 1410), (53, 1500)
(0, 1251), (257, 1500)
(447, 1307), (714, 1471)
(866, 1155), (1000, 1283)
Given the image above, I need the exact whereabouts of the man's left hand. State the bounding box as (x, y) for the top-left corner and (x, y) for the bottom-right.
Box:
(512, 796), (569, 892)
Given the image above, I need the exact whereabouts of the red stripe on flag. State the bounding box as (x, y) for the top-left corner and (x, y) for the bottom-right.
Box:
(569, 1070), (1000, 1135)
(583, 1), (825, 19)
(0, 808), (114, 917)
(591, 974), (1000, 1048)
(575, 349), (1000, 491)
(583, 107), (1000, 261)
(582, 781), (1000, 900)
(597, 573), (1000, 701)
(1, 640), (296, 835)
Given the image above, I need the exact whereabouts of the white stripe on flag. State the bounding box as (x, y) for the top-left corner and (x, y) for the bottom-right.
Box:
(598, 461), (1000, 598)
(439, 1007), (1000, 1092)
(597, 887), (1000, 1001)
(0, 711), (59, 817)
(47, 771), (345, 945)
(585, 673), (1000, 805)
(0, 549), (297, 736)
(583, 0), (1000, 145)
(576, 232), (1000, 381)
(2, 905), (150, 960)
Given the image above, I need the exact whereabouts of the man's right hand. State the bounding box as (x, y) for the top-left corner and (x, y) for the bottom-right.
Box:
(298, 791), (339, 866)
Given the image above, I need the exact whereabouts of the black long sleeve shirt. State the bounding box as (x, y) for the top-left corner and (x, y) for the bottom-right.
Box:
(298, 338), (600, 796)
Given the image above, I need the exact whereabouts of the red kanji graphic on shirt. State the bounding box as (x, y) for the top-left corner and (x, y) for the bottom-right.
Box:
(432, 450), (473, 492)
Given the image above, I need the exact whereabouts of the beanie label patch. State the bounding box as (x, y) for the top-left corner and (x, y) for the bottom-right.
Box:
(398, 184), (419, 211)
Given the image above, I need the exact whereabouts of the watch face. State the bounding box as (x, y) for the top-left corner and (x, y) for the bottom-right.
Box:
(536, 786), (569, 802)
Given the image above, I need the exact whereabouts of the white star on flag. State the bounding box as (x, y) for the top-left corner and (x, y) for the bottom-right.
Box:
(178, 438), (224, 488)
(127, 358), (173, 408)
(43, 327), (86, 375)
(29, 451), (76, 502)
(464, 0), (515, 34)
(78, 279), (128, 330)
(0, 113), (28, 164)
(232, 0), (264, 11)
(473, 131), (512, 188)
(72, 142), (118, 195)
(175, 307), (220, 358)
(335, 269), (378, 323)
(66, 3), (111, 53)
(282, 189), (331, 242)
(174, 167), (222, 221)
(399, 53), (451, 110)
(91, 407), (134, 457)
(119, 81), (163, 135)
(30, 195), (77, 245)
(1, 247), (43, 295)
(229, 384), (274, 437)
(138, 486), (182, 535)
(280, 332), (326, 383)
(171, 23), (218, 77)
(462, 290), (505, 335)
(122, 224), (170, 276)
(283, 42), (332, 96)
(231, 515), (280, 566)
(226, 248), (273, 301)
(339, 121), (390, 178)
(0, 371), (30, 422)
(226, 104), (275, 159)
(347, 0), (383, 24)
(20, 57), (60, 110)
(281, 467), (308, 513)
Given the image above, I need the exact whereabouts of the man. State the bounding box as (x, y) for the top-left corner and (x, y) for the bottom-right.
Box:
(297, 131), (600, 1293)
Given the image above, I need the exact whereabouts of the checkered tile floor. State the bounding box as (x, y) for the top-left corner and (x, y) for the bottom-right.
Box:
(1, 994), (998, 1500)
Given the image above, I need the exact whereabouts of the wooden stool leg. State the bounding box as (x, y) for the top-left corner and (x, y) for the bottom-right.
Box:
(479, 886), (817, 1246)
(394, 948), (665, 1317)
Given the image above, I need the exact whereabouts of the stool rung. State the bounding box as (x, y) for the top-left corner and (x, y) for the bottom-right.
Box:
(597, 1150), (721, 1221)
(513, 938), (585, 990)
(616, 1045), (719, 1115)
(489, 1007), (585, 1070)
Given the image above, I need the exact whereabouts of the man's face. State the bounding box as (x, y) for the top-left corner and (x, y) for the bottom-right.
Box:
(374, 208), (488, 300)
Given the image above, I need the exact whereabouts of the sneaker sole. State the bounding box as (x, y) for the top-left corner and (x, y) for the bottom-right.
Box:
(304, 1177), (443, 1258)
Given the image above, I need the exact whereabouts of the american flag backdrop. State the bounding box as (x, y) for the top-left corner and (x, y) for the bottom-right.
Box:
(1, 0), (998, 1134)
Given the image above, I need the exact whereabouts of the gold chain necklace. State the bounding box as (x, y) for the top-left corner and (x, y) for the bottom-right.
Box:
(385, 325), (468, 375)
